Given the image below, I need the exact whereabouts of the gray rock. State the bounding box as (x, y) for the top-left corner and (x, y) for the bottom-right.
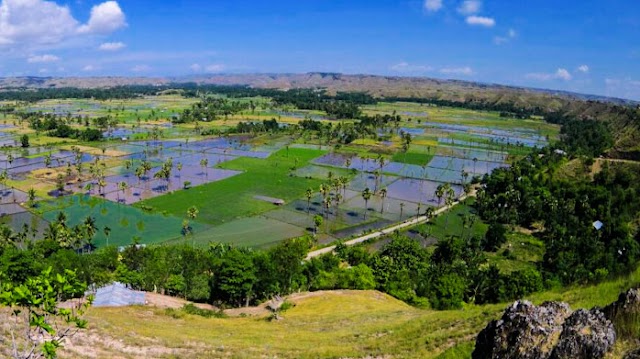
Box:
(603, 288), (640, 321)
(472, 301), (571, 359)
(473, 302), (615, 359)
(550, 309), (616, 359)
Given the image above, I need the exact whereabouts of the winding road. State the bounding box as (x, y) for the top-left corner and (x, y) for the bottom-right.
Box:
(305, 191), (475, 260)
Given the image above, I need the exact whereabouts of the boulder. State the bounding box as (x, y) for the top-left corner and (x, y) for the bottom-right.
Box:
(473, 301), (615, 359)
(549, 309), (616, 359)
(472, 301), (571, 359)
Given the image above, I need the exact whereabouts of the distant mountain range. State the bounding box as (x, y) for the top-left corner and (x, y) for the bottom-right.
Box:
(0, 73), (637, 106)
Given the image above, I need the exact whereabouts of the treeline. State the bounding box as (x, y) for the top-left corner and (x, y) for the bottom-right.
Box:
(476, 119), (640, 285)
(0, 85), (163, 102)
(383, 96), (544, 119)
(0, 233), (542, 310)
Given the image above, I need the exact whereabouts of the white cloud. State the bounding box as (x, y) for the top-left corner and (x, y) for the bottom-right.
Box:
(77, 1), (127, 34)
(38, 68), (48, 74)
(0, 0), (79, 46)
(27, 54), (60, 63)
(526, 68), (573, 81)
(82, 65), (97, 72)
(0, 0), (127, 52)
(205, 64), (225, 73)
(390, 62), (433, 74)
(440, 66), (474, 76)
(98, 42), (126, 51)
(131, 64), (151, 73)
(424, 0), (443, 12)
(577, 65), (589, 73)
(190, 63), (202, 72)
(465, 15), (495, 27)
(458, 0), (481, 15)
(494, 28), (517, 45)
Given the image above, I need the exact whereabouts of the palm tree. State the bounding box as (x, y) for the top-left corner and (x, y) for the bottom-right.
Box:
(27, 188), (36, 208)
(118, 181), (128, 204)
(200, 158), (209, 178)
(177, 162), (183, 178)
(97, 178), (106, 195)
(399, 202), (405, 220)
(379, 188), (387, 213)
(305, 188), (313, 214)
(187, 205), (199, 221)
(103, 226), (112, 247)
(44, 153), (52, 168)
(444, 184), (456, 229)
(361, 187), (372, 219)
(338, 176), (348, 197)
(435, 184), (445, 207)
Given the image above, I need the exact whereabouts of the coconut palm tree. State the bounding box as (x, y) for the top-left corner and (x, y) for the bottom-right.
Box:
(97, 178), (106, 195)
(399, 202), (405, 220)
(339, 176), (348, 197)
(361, 187), (372, 219)
(177, 162), (183, 178)
(379, 188), (387, 213)
(27, 188), (36, 208)
(305, 188), (313, 214)
(435, 184), (445, 207)
(117, 181), (128, 204)
(103, 226), (112, 247)
(200, 158), (209, 179)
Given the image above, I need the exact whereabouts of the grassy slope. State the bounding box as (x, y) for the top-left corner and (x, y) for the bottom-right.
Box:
(137, 148), (326, 225)
(60, 266), (640, 359)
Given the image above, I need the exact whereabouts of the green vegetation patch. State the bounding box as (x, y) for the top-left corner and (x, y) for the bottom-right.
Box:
(138, 148), (326, 225)
(39, 195), (204, 247)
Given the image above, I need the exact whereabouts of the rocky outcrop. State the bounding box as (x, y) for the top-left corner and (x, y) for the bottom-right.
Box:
(473, 301), (616, 359)
(603, 288), (640, 321)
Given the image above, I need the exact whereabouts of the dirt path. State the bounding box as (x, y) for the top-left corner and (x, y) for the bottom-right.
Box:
(306, 190), (476, 260)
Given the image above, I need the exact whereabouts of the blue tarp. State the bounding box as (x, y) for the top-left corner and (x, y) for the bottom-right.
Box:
(92, 282), (146, 307)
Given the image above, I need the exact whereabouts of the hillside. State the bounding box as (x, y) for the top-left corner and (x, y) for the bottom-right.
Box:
(43, 265), (640, 359)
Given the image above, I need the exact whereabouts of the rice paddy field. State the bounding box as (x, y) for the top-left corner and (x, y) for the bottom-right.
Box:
(0, 94), (560, 249)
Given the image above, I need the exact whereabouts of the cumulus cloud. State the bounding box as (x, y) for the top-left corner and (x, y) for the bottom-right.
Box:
(98, 41), (125, 51)
(190, 63), (202, 72)
(526, 68), (573, 81)
(0, 0), (127, 51)
(424, 0), (443, 12)
(0, 0), (79, 46)
(465, 15), (495, 27)
(458, 0), (481, 15)
(440, 66), (474, 76)
(577, 65), (590, 73)
(494, 28), (517, 45)
(82, 65), (97, 72)
(27, 54), (60, 63)
(390, 62), (433, 74)
(77, 1), (127, 34)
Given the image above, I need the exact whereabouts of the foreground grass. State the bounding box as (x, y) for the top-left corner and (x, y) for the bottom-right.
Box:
(60, 264), (640, 358)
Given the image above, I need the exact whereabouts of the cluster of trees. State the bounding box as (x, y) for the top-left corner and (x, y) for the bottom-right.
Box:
(174, 97), (250, 123)
(23, 113), (105, 141)
(476, 119), (640, 285)
(0, 231), (542, 311)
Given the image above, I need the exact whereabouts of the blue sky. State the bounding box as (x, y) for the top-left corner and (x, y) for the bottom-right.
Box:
(1, 0), (639, 100)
